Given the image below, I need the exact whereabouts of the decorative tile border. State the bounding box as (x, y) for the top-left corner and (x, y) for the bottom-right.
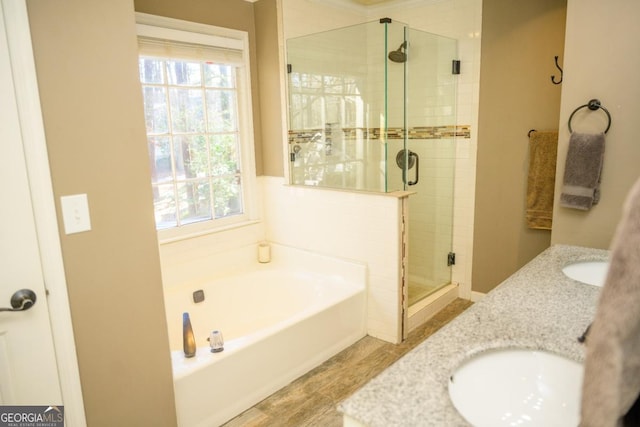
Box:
(289, 125), (470, 144)
(408, 125), (471, 139)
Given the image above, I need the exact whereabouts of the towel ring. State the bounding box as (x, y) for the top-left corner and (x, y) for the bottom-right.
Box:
(568, 99), (612, 134)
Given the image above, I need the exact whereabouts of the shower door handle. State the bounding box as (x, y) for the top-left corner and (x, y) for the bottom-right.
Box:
(407, 152), (419, 186)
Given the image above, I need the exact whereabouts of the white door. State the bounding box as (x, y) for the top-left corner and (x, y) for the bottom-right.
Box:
(0, 2), (63, 405)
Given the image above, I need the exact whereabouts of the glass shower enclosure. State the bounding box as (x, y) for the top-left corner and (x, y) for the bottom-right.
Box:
(286, 19), (458, 306)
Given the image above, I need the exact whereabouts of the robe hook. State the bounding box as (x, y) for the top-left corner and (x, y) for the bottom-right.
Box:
(551, 55), (563, 85)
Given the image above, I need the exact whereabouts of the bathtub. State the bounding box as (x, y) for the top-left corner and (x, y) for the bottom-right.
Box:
(162, 244), (367, 427)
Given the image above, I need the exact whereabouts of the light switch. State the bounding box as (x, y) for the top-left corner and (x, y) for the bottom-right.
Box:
(60, 194), (92, 234)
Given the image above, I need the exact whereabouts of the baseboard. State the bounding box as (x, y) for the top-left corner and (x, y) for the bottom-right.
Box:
(470, 291), (485, 302)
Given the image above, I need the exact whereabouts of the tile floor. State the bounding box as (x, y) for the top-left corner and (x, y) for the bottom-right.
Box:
(222, 298), (473, 427)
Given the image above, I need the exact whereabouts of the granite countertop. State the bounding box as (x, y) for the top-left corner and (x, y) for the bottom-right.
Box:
(338, 244), (610, 426)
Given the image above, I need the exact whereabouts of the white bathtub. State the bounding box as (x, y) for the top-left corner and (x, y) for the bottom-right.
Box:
(162, 244), (367, 427)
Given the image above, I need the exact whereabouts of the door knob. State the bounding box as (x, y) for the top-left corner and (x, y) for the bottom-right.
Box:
(0, 289), (37, 312)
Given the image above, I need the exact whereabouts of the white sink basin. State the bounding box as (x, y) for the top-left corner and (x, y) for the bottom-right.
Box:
(448, 348), (583, 427)
(562, 260), (609, 287)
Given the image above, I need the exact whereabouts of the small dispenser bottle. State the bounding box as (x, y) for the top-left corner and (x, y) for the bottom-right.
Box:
(183, 312), (196, 358)
(209, 330), (224, 353)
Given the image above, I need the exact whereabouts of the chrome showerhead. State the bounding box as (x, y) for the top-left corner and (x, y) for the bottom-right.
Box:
(388, 41), (407, 63)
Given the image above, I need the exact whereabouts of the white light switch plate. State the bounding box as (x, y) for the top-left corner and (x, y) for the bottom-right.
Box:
(61, 194), (91, 234)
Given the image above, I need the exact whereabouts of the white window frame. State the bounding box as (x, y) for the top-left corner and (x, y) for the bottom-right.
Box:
(136, 13), (258, 244)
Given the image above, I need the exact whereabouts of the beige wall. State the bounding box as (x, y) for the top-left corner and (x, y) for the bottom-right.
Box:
(472, 0), (567, 294)
(255, 0), (285, 176)
(134, 0), (269, 176)
(551, 0), (640, 248)
(26, 0), (177, 425)
(27, 0), (283, 423)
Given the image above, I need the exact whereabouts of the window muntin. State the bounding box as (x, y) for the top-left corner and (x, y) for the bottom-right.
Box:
(140, 57), (243, 230)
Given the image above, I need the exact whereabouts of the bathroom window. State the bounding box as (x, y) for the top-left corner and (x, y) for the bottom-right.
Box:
(137, 15), (257, 240)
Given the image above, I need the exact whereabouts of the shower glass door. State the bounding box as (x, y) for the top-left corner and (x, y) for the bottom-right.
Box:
(286, 21), (458, 307)
(404, 28), (458, 306)
(286, 21), (389, 192)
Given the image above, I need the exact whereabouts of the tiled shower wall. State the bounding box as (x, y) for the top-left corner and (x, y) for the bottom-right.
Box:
(362, 0), (482, 298)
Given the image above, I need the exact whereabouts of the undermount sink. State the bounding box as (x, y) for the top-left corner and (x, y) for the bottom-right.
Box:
(448, 348), (583, 427)
(562, 260), (609, 287)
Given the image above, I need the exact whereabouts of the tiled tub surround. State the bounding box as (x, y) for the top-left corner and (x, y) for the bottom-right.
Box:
(339, 244), (609, 426)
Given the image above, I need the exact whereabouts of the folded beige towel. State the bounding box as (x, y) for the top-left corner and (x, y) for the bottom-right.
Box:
(580, 177), (640, 427)
(560, 132), (606, 210)
(526, 130), (558, 229)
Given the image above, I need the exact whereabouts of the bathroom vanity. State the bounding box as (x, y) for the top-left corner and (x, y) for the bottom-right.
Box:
(338, 244), (609, 426)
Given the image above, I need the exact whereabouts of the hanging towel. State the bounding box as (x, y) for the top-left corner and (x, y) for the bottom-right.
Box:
(560, 132), (606, 210)
(526, 130), (558, 229)
(580, 177), (640, 427)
